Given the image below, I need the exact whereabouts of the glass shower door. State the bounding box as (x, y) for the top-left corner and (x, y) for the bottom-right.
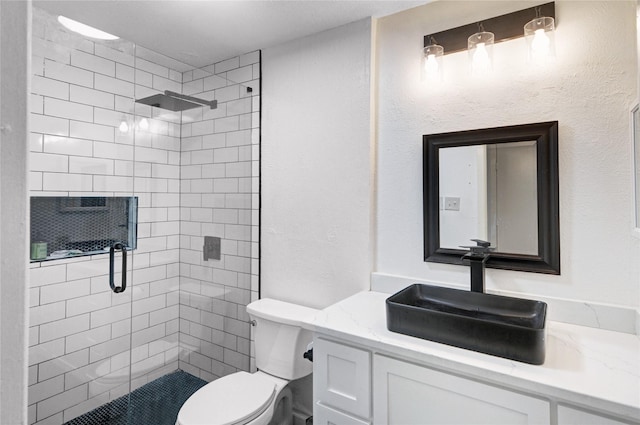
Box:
(28, 6), (261, 424)
(28, 8), (138, 424)
(126, 45), (262, 423)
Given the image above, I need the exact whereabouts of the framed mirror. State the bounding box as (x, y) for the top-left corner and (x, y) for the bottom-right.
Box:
(423, 121), (560, 274)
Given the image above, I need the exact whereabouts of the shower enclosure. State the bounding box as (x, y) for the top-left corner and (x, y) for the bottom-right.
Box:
(28, 8), (260, 424)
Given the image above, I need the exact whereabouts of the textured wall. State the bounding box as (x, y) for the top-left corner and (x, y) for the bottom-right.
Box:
(261, 19), (374, 309)
(261, 0), (639, 312)
(376, 1), (640, 308)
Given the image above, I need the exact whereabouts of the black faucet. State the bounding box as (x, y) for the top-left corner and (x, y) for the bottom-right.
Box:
(460, 239), (493, 293)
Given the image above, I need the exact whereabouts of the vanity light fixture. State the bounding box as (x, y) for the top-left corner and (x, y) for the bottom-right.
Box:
(58, 16), (119, 40)
(524, 7), (556, 63)
(422, 2), (556, 77)
(468, 24), (494, 76)
(422, 37), (444, 82)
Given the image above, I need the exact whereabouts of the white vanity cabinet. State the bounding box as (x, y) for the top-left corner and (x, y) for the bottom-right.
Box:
(373, 354), (550, 425)
(311, 291), (640, 425)
(313, 335), (550, 424)
(313, 334), (639, 425)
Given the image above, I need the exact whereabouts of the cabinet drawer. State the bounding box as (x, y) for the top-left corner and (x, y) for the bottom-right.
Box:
(313, 337), (371, 419)
(314, 403), (371, 425)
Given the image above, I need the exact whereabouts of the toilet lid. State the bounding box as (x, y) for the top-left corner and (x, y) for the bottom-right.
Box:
(178, 372), (276, 425)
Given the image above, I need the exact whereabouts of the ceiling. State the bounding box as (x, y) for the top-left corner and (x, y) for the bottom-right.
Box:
(34, 0), (427, 68)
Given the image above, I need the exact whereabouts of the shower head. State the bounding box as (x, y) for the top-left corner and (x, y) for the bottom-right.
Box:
(135, 90), (217, 112)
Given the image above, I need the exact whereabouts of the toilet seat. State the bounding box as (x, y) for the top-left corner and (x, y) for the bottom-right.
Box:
(176, 372), (281, 425)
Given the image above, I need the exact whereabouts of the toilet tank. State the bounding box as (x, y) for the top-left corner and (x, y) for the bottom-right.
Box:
(247, 299), (318, 380)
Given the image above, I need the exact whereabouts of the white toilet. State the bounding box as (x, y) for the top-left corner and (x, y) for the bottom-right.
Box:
(176, 298), (318, 425)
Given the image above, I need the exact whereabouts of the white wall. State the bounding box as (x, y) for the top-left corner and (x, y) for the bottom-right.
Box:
(261, 19), (374, 309)
(376, 1), (640, 309)
(261, 2), (640, 314)
(0, 1), (30, 423)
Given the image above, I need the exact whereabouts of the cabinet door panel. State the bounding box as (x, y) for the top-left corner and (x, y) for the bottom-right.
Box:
(314, 337), (371, 419)
(374, 355), (550, 425)
(314, 403), (371, 425)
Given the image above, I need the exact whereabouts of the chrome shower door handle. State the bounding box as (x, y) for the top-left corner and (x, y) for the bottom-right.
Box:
(109, 242), (127, 293)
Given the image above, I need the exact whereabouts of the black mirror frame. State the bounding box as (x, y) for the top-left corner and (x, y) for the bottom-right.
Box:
(423, 121), (560, 274)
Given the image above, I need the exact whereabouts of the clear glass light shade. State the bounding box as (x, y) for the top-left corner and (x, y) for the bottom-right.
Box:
(524, 17), (556, 63)
(468, 31), (494, 76)
(422, 44), (444, 82)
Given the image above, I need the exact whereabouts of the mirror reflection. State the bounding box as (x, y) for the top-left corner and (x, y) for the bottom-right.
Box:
(439, 142), (538, 255)
(423, 121), (560, 274)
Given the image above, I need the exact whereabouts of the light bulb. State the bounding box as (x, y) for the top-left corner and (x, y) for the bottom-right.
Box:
(118, 120), (129, 133)
(531, 28), (551, 58)
(139, 118), (149, 130)
(422, 43), (444, 82)
(524, 16), (555, 63)
(424, 54), (439, 75)
(472, 42), (491, 73)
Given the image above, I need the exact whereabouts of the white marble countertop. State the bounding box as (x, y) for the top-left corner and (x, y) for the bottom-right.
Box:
(309, 291), (640, 421)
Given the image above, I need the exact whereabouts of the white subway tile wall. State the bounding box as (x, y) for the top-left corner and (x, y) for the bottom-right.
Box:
(28, 8), (260, 425)
(178, 49), (260, 380)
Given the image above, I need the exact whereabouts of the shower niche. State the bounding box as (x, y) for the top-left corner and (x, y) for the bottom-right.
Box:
(30, 196), (138, 261)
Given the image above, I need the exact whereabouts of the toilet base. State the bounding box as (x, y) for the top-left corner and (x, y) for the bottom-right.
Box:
(268, 386), (292, 425)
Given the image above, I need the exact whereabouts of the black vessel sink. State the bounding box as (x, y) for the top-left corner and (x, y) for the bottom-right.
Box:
(386, 284), (547, 364)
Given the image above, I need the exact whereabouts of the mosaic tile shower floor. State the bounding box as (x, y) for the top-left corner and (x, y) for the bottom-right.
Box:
(63, 370), (207, 425)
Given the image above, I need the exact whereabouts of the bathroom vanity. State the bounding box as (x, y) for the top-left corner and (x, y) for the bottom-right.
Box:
(310, 291), (640, 425)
